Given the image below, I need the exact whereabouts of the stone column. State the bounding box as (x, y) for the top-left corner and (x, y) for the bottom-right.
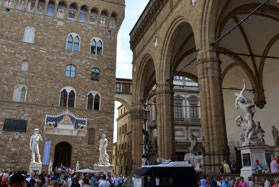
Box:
(196, 48), (229, 174)
(156, 83), (175, 160)
(130, 104), (144, 169)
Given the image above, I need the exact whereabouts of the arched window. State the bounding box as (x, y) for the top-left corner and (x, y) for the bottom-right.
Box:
(60, 89), (67, 106)
(59, 87), (76, 107)
(57, 2), (66, 18)
(110, 12), (117, 28)
(37, 0), (45, 13)
(87, 91), (101, 111)
(94, 94), (100, 111)
(47, 0), (55, 16)
(90, 39), (96, 55)
(68, 3), (77, 20)
(4, 0), (14, 8)
(27, 0), (36, 11)
(21, 61), (29, 71)
(66, 33), (80, 51)
(79, 5), (88, 22)
(20, 87), (26, 102)
(100, 10), (108, 25)
(97, 40), (103, 55)
(90, 8), (98, 23)
(13, 85), (27, 102)
(87, 93), (93, 110)
(16, 0), (25, 10)
(68, 90), (75, 108)
(73, 36), (80, 51)
(91, 68), (100, 81)
(66, 35), (73, 50)
(65, 65), (76, 78)
(23, 26), (35, 43)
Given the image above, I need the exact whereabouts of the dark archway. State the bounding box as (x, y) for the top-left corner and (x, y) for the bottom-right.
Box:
(54, 142), (72, 168)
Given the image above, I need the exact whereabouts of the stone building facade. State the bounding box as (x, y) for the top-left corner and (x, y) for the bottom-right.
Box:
(130, 0), (279, 173)
(0, 0), (124, 170)
(114, 104), (132, 176)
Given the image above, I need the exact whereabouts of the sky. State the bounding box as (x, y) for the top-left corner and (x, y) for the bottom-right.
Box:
(113, 0), (149, 142)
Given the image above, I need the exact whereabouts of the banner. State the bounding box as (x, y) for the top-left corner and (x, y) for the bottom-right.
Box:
(42, 141), (51, 165)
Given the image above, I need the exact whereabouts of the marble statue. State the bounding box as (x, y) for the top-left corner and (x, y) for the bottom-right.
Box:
(76, 161), (79, 171)
(256, 122), (265, 144)
(29, 128), (42, 163)
(48, 160), (53, 175)
(272, 125), (279, 146)
(98, 134), (110, 166)
(189, 134), (198, 154)
(235, 81), (265, 146)
(142, 128), (149, 152)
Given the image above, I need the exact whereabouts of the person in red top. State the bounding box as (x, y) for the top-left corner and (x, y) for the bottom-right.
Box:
(272, 177), (279, 187)
(1, 174), (8, 184)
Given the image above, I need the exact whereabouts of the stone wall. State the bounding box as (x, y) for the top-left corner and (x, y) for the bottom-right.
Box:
(0, 0), (124, 171)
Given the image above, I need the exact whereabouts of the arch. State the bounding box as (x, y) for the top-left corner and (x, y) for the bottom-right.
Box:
(68, 3), (78, 20)
(100, 10), (108, 25)
(110, 12), (117, 28)
(37, 0), (45, 13)
(90, 8), (98, 23)
(56, 1), (66, 18)
(159, 17), (196, 84)
(54, 142), (72, 168)
(47, 0), (55, 16)
(79, 5), (88, 22)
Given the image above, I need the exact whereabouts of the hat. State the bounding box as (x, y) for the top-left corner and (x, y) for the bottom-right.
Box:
(255, 160), (259, 163)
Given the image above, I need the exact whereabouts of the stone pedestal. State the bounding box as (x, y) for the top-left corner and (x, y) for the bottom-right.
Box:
(29, 162), (42, 175)
(94, 164), (113, 175)
(184, 153), (203, 172)
(238, 145), (269, 181)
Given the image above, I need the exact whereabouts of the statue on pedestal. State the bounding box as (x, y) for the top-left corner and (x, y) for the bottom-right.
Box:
(97, 134), (110, 166)
(235, 81), (265, 146)
(272, 125), (279, 146)
(76, 161), (79, 171)
(29, 128), (42, 163)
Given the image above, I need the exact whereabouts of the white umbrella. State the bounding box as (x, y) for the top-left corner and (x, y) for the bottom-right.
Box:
(76, 169), (99, 173)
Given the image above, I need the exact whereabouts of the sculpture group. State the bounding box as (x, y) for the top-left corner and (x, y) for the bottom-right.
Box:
(234, 81), (265, 146)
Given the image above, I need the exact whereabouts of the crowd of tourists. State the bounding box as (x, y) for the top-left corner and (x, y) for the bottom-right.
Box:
(198, 175), (279, 187)
(0, 170), (126, 187)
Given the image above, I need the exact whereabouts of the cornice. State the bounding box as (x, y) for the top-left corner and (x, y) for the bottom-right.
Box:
(130, 0), (168, 51)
